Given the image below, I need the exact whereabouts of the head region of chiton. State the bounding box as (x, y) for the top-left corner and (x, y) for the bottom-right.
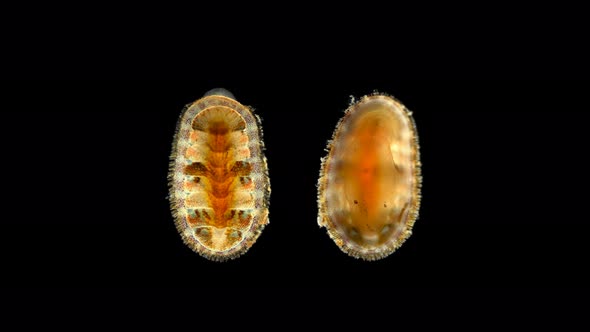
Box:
(317, 93), (421, 261)
(169, 89), (270, 261)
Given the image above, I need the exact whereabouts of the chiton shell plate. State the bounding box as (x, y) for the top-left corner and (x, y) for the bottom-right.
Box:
(169, 89), (270, 261)
(318, 93), (421, 260)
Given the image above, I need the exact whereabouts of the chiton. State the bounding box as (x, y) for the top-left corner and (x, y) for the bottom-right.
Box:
(169, 88), (270, 261)
(318, 93), (421, 260)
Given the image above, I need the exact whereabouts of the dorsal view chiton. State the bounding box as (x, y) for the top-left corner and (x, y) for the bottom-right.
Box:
(318, 93), (421, 260)
(169, 88), (270, 261)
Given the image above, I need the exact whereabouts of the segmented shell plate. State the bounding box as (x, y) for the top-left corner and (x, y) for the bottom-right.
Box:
(169, 92), (270, 261)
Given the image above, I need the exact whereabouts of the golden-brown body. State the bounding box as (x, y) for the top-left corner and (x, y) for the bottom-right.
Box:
(169, 90), (269, 261)
(318, 93), (421, 260)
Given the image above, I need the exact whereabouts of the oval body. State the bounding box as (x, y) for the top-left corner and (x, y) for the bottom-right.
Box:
(318, 94), (421, 260)
(169, 89), (270, 261)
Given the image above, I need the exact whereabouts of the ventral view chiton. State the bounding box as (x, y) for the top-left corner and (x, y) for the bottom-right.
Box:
(169, 89), (270, 261)
(318, 93), (422, 261)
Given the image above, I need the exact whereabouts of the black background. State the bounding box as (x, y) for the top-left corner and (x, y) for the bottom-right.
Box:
(2, 80), (588, 290)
